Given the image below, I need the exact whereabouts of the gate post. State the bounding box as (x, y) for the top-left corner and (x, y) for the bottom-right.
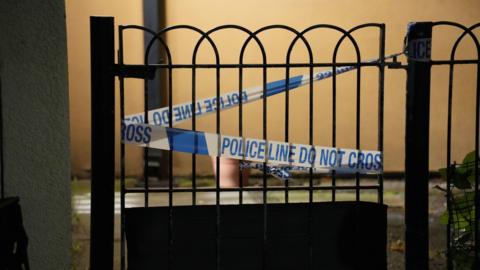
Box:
(90, 16), (115, 269)
(405, 22), (432, 270)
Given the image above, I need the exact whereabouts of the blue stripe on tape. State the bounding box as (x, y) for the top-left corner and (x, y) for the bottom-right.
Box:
(240, 162), (292, 180)
(126, 52), (405, 128)
(123, 122), (383, 174)
(264, 74), (304, 98)
(166, 128), (209, 155)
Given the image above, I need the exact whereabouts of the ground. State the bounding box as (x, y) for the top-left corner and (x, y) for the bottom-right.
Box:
(72, 178), (448, 269)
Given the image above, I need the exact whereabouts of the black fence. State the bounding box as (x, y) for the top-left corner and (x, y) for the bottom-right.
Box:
(429, 22), (479, 269)
(89, 17), (480, 269)
(1, 75), (3, 200)
(405, 22), (480, 269)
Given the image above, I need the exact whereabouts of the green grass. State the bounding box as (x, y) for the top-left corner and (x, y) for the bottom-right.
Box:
(267, 190), (381, 203)
(70, 177), (404, 206)
(71, 178), (136, 195)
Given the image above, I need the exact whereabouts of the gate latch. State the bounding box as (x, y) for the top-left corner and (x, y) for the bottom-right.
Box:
(386, 55), (407, 70)
(114, 64), (156, 80)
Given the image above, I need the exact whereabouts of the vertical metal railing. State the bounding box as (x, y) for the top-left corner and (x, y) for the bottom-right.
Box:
(118, 24), (159, 270)
(405, 22), (432, 270)
(378, 25), (386, 204)
(403, 21), (480, 270)
(90, 18), (480, 270)
(429, 21), (480, 269)
(0, 75), (4, 200)
(283, 27), (316, 269)
(111, 22), (388, 269)
(90, 16), (115, 270)
(118, 25), (126, 270)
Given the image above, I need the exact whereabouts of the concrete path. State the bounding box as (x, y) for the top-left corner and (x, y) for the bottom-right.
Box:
(72, 180), (448, 269)
(73, 191), (271, 214)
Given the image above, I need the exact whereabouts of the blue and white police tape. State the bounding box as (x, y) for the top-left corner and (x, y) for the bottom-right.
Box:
(239, 161), (292, 180)
(122, 122), (383, 174)
(238, 161), (381, 181)
(124, 53), (403, 127)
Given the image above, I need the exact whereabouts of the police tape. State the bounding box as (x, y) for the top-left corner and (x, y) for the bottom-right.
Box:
(239, 162), (292, 180)
(124, 66), (353, 126)
(122, 122), (383, 173)
(124, 53), (403, 127)
(238, 161), (379, 181)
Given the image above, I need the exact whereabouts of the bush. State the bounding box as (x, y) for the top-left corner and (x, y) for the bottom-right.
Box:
(438, 151), (478, 269)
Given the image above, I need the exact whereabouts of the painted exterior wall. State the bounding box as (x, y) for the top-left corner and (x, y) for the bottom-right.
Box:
(66, 0), (144, 178)
(0, 0), (71, 268)
(163, 0), (480, 175)
(67, 0), (480, 177)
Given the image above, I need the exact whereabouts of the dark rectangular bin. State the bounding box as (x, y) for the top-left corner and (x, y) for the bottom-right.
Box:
(126, 201), (387, 270)
(0, 197), (29, 270)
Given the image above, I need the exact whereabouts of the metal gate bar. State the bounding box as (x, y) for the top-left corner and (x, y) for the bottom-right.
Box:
(405, 22), (432, 270)
(119, 23), (386, 270)
(89, 16), (115, 270)
(405, 21), (480, 269)
(0, 75), (4, 200)
(91, 17), (389, 269)
(89, 16), (480, 270)
(429, 22), (480, 269)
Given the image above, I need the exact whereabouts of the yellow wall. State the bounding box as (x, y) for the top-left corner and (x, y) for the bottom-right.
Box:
(66, 0), (144, 177)
(67, 0), (480, 177)
(162, 0), (480, 174)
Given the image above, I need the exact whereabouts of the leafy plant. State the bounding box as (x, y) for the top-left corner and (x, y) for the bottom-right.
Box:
(437, 151), (479, 269)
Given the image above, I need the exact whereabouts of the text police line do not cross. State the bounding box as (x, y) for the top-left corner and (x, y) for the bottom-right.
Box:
(124, 65), (357, 126)
(121, 122), (382, 173)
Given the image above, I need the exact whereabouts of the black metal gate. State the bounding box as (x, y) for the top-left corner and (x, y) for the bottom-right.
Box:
(405, 22), (480, 269)
(90, 17), (391, 270)
(88, 17), (480, 270)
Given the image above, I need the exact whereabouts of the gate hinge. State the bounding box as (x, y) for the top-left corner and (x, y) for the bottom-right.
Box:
(114, 64), (156, 80)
